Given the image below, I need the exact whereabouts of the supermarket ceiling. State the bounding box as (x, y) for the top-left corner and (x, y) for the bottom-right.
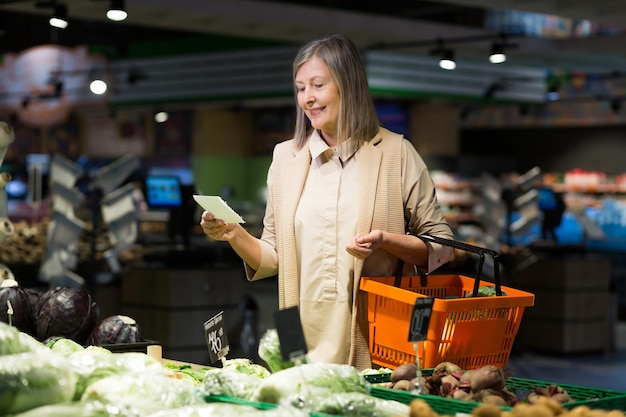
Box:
(1, 0), (626, 73)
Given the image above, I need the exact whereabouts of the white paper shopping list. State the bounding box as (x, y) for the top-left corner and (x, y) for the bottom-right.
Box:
(193, 195), (245, 224)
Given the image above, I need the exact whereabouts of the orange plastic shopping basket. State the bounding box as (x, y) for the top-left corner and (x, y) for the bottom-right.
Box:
(360, 235), (535, 371)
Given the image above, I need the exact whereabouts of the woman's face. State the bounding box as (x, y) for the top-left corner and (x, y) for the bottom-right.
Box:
(295, 55), (340, 143)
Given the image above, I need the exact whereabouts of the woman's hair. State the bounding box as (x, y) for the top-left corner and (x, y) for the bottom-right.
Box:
(292, 34), (381, 149)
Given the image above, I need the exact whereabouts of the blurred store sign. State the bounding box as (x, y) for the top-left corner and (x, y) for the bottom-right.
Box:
(0, 45), (110, 128)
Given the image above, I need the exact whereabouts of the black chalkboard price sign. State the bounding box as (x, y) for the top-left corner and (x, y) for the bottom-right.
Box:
(274, 306), (308, 362)
(204, 311), (230, 363)
(408, 297), (434, 342)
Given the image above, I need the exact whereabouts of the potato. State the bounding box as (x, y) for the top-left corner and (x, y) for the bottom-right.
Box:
(393, 379), (414, 391)
(409, 398), (437, 417)
(433, 361), (464, 378)
(470, 365), (505, 392)
(473, 403), (503, 417)
(391, 362), (418, 383)
(566, 405), (591, 417)
(532, 396), (565, 415)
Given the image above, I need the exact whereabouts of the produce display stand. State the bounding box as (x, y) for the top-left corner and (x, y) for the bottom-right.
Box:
(365, 372), (626, 413)
(360, 235), (535, 370)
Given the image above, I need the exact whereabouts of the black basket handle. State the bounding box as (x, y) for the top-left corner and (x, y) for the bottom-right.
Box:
(394, 234), (502, 297)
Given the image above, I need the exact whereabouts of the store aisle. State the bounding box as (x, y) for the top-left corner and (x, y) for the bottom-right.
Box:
(506, 322), (626, 391)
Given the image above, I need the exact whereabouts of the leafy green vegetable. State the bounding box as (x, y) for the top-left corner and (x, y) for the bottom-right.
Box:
(251, 362), (370, 405)
(0, 351), (77, 414)
(163, 363), (211, 386)
(257, 328), (297, 373)
(81, 372), (204, 414)
(465, 286), (508, 297)
(314, 392), (410, 417)
(68, 350), (163, 399)
(222, 358), (270, 378)
(0, 321), (49, 355)
(200, 367), (265, 400)
(46, 336), (85, 356)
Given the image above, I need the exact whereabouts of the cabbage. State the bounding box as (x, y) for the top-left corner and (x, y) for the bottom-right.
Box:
(198, 358), (270, 399)
(0, 279), (35, 335)
(257, 328), (297, 373)
(251, 362), (370, 405)
(313, 392), (410, 417)
(87, 315), (142, 346)
(81, 372), (204, 414)
(199, 367), (265, 400)
(222, 358), (270, 378)
(68, 350), (162, 399)
(45, 336), (85, 356)
(36, 287), (99, 344)
(0, 321), (49, 355)
(24, 287), (43, 328)
(0, 350), (77, 414)
(163, 363), (211, 386)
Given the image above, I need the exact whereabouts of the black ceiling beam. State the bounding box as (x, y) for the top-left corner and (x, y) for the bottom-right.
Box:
(366, 32), (521, 51)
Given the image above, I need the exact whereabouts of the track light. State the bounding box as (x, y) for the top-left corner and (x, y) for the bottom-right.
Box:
(489, 43), (506, 64)
(49, 3), (68, 29)
(154, 110), (169, 123)
(90, 78), (108, 95)
(439, 49), (456, 70)
(107, 0), (128, 22)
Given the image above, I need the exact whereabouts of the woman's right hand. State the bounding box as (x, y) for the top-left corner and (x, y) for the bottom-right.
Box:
(200, 211), (236, 241)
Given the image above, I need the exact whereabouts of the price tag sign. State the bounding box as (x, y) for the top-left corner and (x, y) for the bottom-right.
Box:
(274, 306), (308, 361)
(204, 311), (230, 364)
(408, 297), (434, 342)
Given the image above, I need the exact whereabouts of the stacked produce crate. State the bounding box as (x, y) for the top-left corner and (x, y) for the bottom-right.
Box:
(509, 256), (612, 353)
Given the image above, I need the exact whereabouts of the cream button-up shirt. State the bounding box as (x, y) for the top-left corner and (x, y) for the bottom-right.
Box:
(294, 131), (359, 364)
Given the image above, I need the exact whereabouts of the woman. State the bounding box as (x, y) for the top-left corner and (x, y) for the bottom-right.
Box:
(200, 34), (454, 370)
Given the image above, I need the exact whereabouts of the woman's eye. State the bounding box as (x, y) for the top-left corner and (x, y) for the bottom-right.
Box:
(314, 84), (323, 88)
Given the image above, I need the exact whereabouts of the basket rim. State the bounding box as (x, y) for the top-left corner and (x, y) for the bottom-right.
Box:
(360, 274), (535, 309)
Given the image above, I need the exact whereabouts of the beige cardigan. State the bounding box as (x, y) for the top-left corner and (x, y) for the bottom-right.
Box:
(247, 127), (454, 369)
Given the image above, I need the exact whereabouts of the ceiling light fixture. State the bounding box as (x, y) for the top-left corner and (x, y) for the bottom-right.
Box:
(429, 39), (456, 70)
(154, 110), (169, 123)
(49, 3), (68, 29)
(90, 78), (108, 95)
(439, 49), (456, 70)
(107, 0), (128, 21)
(489, 43), (506, 64)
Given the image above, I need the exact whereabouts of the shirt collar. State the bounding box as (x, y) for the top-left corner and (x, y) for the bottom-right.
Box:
(308, 130), (358, 162)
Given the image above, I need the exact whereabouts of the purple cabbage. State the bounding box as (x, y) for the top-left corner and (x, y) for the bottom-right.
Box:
(87, 314), (143, 346)
(36, 287), (99, 344)
(0, 280), (35, 336)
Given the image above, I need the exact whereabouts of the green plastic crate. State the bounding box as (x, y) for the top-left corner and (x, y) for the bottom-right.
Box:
(371, 387), (481, 415)
(365, 371), (626, 412)
(204, 395), (340, 416)
(506, 377), (626, 411)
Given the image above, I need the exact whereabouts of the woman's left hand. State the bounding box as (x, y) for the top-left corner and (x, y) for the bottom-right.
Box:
(346, 230), (384, 259)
